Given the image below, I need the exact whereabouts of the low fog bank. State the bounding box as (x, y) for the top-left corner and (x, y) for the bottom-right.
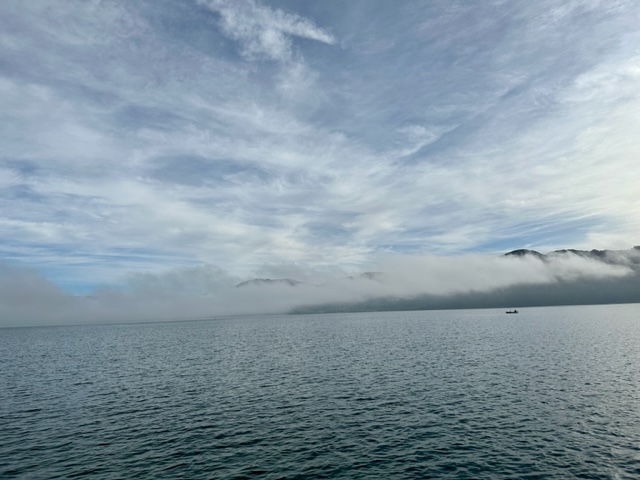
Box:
(294, 247), (640, 313)
(292, 271), (640, 314)
(1, 247), (639, 327)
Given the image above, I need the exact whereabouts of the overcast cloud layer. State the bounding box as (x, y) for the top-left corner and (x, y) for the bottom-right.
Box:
(1, 1), (640, 325)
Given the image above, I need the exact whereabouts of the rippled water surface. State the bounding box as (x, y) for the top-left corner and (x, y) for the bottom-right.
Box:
(3, 305), (640, 478)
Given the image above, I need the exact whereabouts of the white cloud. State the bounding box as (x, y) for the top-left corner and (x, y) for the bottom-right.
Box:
(200, 0), (335, 61)
(1, 0), (640, 304)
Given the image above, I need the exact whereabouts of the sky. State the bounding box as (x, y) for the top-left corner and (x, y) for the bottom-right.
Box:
(1, 1), (640, 324)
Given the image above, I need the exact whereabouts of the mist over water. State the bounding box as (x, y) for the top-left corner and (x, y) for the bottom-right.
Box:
(3, 304), (640, 478)
(2, 248), (640, 327)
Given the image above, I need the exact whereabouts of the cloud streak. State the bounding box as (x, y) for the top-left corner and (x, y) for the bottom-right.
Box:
(201, 0), (335, 61)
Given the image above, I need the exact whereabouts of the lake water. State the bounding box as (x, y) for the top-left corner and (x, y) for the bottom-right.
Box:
(2, 305), (640, 478)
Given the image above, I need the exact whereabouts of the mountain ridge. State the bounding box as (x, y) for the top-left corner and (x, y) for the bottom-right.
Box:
(505, 246), (640, 270)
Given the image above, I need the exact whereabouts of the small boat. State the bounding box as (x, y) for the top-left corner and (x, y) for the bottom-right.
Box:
(505, 309), (518, 314)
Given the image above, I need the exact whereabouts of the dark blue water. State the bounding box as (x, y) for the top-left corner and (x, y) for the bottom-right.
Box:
(2, 305), (640, 478)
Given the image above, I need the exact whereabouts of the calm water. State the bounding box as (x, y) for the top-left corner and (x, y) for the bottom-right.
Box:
(2, 305), (640, 479)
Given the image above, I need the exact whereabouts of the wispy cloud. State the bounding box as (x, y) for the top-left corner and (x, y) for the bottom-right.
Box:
(200, 0), (335, 61)
(1, 0), (639, 316)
